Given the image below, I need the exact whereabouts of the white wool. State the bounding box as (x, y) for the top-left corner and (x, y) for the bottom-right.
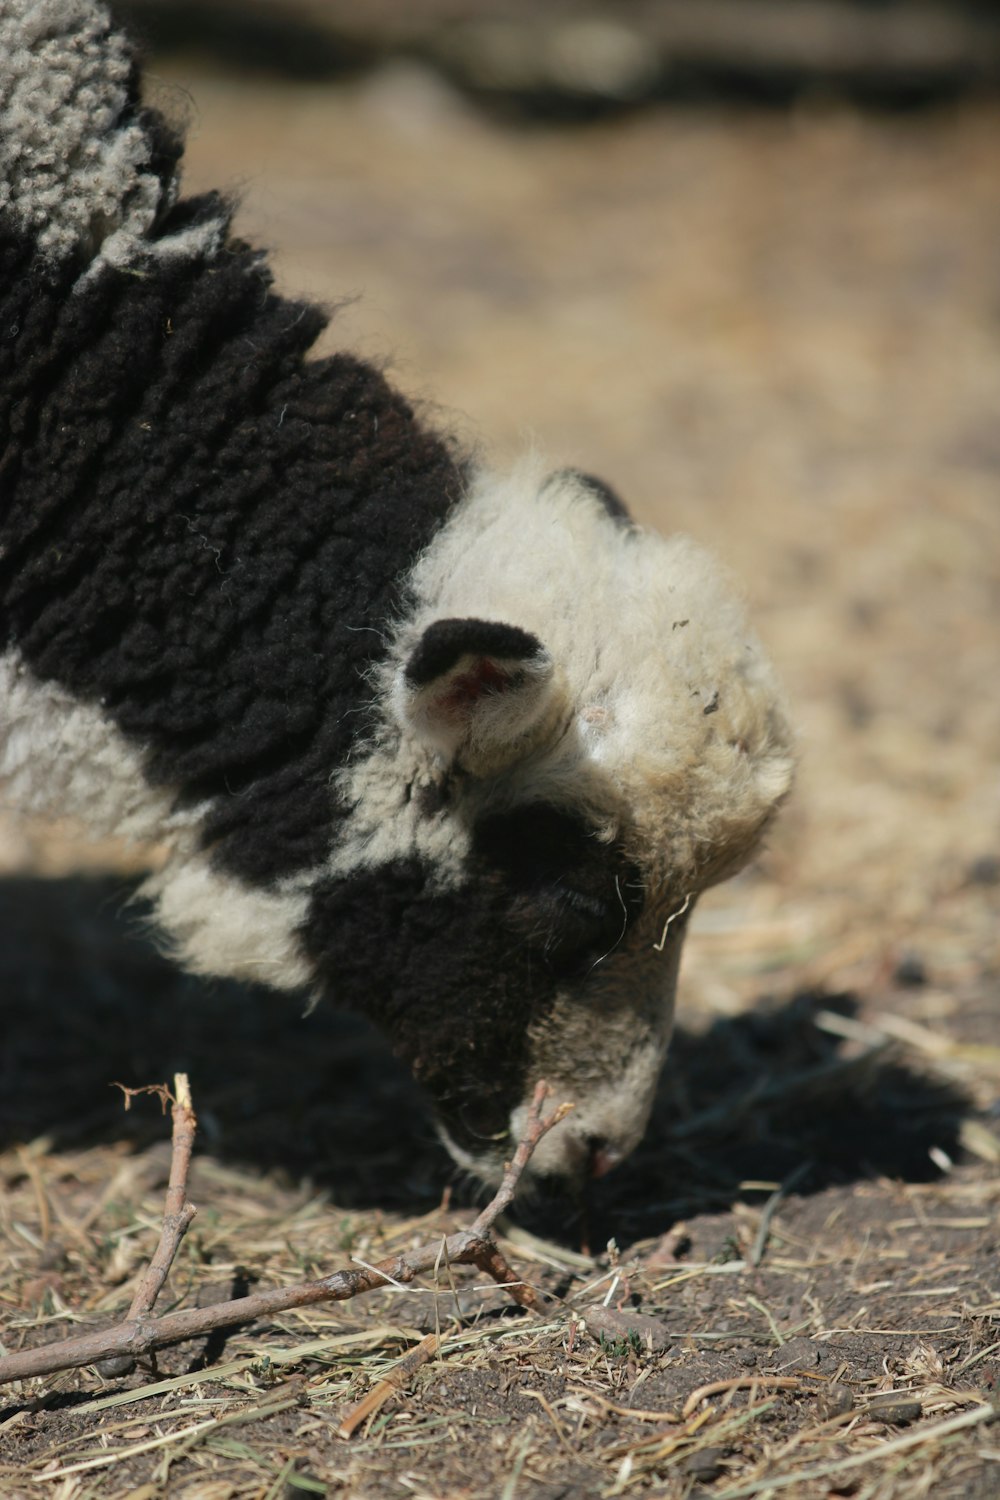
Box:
(0, 650), (314, 989)
(0, 649), (185, 841)
(327, 734), (473, 884)
(142, 857), (314, 989)
(332, 459), (794, 894)
(0, 0), (225, 272)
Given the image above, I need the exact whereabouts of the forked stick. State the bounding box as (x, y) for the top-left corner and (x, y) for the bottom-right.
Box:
(0, 1081), (571, 1386)
(96, 1074), (198, 1378)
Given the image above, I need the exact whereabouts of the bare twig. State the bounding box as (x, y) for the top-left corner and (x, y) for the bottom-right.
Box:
(0, 1080), (569, 1386)
(472, 1080), (575, 1231)
(96, 1074), (199, 1378)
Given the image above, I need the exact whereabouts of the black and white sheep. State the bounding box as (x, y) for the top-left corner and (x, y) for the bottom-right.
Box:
(0, 0), (794, 1183)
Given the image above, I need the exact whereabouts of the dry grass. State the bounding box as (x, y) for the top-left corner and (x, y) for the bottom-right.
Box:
(2, 42), (999, 1500)
(1, 1102), (996, 1496)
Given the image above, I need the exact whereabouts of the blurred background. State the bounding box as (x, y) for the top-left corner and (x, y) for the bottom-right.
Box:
(2, 0), (998, 1197)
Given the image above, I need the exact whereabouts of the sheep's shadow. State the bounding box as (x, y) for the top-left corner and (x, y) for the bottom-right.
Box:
(0, 874), (971, 1238)
(579, 987), (969, 1250)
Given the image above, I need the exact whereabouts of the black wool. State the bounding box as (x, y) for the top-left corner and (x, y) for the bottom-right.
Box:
(0, 205), (467, 884)
(300, 804), (645, 1155)
(303, 857), (545, 1158)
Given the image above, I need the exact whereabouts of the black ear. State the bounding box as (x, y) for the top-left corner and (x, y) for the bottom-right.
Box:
(404, 619), (544, 688)
(546, 468), (633, 525)
(395, 617), (561, 776)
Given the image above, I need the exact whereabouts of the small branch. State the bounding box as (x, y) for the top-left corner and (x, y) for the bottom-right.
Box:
(128, 1073), (199, 1321)
(0, 1079), (570, 1387)
(96, 1074), (199, 1378)
(471, 1080), (574, 1233)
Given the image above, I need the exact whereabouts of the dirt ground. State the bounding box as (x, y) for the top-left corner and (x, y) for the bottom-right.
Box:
(1, 47), (999, 1500)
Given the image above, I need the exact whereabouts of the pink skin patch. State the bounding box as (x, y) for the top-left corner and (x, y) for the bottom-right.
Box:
(589, 1145), (622, 1179)
(437, 657), (512, 714)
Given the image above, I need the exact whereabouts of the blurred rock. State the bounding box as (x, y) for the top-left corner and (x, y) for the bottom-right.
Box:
(865, 1393), (923, 1425)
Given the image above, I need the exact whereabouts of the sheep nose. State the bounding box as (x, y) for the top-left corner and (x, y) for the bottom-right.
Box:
(587, 1139), (624, 1179)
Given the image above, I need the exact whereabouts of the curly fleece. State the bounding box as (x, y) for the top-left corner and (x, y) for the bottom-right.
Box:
(0, 1), (466, 886)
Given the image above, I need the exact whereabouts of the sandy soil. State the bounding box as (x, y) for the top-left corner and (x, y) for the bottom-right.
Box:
(1, 58), (998, 1500)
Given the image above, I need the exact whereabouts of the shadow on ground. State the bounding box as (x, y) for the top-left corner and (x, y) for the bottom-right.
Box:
(0, 876), (968, 1241)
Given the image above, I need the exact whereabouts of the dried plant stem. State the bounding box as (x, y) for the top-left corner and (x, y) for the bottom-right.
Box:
(682, 1375), (804, 1419)
(714, 1403), (998, 1499)
(337, 1331), (440, 1438)
(0, 1081), (566, 1387)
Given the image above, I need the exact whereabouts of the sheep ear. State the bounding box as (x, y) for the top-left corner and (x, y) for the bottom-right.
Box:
(396, 618), (559, 776)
